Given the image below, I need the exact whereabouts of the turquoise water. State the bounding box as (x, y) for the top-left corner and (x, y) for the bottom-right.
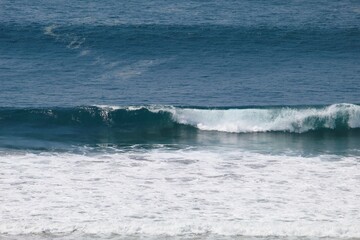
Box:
(0, 0), (360, 239)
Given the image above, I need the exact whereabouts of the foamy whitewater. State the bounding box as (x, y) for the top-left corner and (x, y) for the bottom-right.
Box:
(161, 104), (360, 133)
(1, 0), (360, 239)
(1, 148), (360, 239)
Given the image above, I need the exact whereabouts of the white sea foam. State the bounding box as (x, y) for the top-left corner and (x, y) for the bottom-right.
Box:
(79, 49), (90, 56)
(44, 25), (58, 37)
(94, 103), (360, 133)
(168, 104), (360, 133)
(94, 104), (172, 112)
(94, 105), (123, 110)
(44, 25), (86, 50)
(66, 37), (85, 49)
(115, 59), (165, 79)
(0, 148), (359, 238)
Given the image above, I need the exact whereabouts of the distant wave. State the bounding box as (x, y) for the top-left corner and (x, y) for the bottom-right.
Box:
(2, 24), (359, 54)
(1, 104), (359, 134)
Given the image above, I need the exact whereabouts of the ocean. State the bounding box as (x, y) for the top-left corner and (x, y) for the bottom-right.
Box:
(0, 0), (360, 239)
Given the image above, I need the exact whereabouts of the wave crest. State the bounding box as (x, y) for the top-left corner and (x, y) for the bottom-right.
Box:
(167, 103), (360, 133)
(0, 104), (359, 134)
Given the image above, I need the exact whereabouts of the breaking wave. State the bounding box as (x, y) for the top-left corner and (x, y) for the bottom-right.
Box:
(169, 103), (360, 133)
(1, 103), (359, 134)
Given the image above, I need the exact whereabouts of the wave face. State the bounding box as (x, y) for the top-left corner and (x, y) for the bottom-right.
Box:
(0, 104), (360, 155)
(1, 104), (359, 133)
(1, 104), (360, 154)
(171, 103), (360, 133)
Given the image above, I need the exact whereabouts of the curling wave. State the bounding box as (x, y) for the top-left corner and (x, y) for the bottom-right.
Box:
(169, 103), (360, 133)
(1, 103), (359, 134)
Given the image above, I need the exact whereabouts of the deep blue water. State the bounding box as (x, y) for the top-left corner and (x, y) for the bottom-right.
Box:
(1, 1), (360, 239)
(1, 0), (360, 107)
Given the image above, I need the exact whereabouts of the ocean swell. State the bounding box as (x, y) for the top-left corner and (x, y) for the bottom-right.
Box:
(0, 104), (359, 134)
